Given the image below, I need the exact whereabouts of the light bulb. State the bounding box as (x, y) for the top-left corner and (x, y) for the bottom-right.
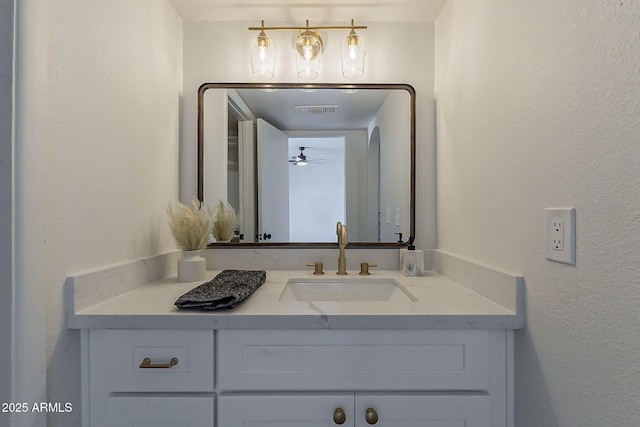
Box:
(349, 44), (358, 61)
(295, 30), (322, 61)
(258, 45), (267, 61)
(341, 30), (366, 79)
(251, 30), (276, 80)
(304, 45), (313, 61)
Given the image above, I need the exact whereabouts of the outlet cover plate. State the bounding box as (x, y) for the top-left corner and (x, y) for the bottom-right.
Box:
(545, 208), (575, 265)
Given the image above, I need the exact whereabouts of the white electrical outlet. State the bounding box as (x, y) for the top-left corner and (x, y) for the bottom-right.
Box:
(551, 219), (564, 250)
(545, 208), (575, 264)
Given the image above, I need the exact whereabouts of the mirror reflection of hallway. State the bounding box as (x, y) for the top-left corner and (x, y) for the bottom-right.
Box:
(199, 83), (415, 244)
(287, 137), (345, 242)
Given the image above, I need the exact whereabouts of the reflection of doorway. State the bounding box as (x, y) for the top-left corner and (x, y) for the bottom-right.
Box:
(288, 137), (346, 242)
(367, 127), (381, 241)
(256, 119), (290, 242)
(227, 111), (240, 213)
(227, 90), (256, 242)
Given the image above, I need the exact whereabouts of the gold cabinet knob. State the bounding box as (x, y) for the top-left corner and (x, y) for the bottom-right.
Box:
(333, 407), (346, 424)
(365, 407), (379, 424)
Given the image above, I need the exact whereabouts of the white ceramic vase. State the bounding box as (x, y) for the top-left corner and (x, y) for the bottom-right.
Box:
(177, 250), (206, 282)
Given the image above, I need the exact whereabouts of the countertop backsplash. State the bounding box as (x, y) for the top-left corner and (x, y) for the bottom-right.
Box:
(201, 247), (433, 271)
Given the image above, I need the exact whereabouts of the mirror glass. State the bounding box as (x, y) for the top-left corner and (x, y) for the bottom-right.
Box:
(198, 83), (415, 246)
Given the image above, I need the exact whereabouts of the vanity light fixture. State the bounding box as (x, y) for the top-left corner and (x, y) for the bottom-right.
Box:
(249, 21), (277, 80)
(294, 26), (323, 79)
(340, 20), (367, 79)
(248, 19), (367, 80)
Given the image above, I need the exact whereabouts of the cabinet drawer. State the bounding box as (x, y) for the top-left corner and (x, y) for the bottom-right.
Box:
(103, 329), (214, 392)
(107, 396), (214, 427)
(218, 329), (490, 391)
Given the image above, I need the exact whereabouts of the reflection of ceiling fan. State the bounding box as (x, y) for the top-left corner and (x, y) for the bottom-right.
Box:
(289, 147), (324, 166)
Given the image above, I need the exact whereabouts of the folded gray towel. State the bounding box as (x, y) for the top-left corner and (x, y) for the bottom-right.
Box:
(174, 269), (267, 310)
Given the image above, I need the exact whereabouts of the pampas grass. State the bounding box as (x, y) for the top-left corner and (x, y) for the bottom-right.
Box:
(212, 199), (240, 241)
(167, 197), (214, 251)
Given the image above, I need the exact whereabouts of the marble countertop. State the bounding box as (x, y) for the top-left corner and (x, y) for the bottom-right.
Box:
(67, 266), (524, 330)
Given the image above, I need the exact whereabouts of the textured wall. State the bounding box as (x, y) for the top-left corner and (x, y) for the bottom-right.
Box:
(435, 1), (640, 425)
(37, 1), (182, 425)
(0, 0), (14, 421)
(13, 2), (50, 425)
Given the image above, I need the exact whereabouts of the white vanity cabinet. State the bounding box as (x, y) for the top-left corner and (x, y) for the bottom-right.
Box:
(217, 329), (510, 427)
(72, 263), (522, 427)
(84, 328), (512, 427)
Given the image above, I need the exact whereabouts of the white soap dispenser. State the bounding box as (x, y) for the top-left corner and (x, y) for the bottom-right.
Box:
(400, 236), (424, 276)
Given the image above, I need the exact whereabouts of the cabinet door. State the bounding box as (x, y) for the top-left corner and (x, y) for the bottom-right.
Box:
(107, 396), (214, 427)
(218, 393), (354, 427)
(355, 393), (492, 427)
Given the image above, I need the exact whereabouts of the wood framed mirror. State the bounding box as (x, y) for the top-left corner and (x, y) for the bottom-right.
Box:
(198, 83), (415, 247)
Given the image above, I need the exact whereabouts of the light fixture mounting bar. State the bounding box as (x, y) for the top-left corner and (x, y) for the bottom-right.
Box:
(248, 19), (367, 32)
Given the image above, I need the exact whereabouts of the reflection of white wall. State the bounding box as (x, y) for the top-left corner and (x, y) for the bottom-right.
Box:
(367, 128), (381, 241)
(203, 89), (228, 205)
(288, 137), (345, 242)
(345, 130), (369, 241)
(226, 114), (240, 212)
(369, 90), (411, 242)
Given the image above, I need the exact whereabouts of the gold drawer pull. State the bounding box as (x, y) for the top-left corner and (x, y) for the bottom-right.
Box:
(333, 407), (346, 424)
(139, 357), (179, 369)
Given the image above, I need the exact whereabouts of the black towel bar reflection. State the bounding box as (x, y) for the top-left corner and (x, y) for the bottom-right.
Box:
(139, 357), (179, 369)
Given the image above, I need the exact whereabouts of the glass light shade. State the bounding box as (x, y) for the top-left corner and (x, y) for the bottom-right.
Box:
(294, 30), (323, 61)
(250, 32), (276, 80)
(296, 55), (320, 80)
(340, 30), (366, 79)
(295, 30), (322, 79)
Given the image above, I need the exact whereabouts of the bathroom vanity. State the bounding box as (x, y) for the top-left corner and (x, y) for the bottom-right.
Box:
(67, 250), (523, 427)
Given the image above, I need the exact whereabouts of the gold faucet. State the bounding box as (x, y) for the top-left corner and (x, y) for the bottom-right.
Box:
(336, 221), (348, 275)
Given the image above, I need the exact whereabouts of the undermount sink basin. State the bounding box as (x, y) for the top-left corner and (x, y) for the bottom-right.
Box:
(278, 278), (418, 302)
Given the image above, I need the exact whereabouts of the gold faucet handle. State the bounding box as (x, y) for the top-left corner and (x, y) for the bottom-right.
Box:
(306, 262), (325, 275)
(359, 262), (378, 276)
